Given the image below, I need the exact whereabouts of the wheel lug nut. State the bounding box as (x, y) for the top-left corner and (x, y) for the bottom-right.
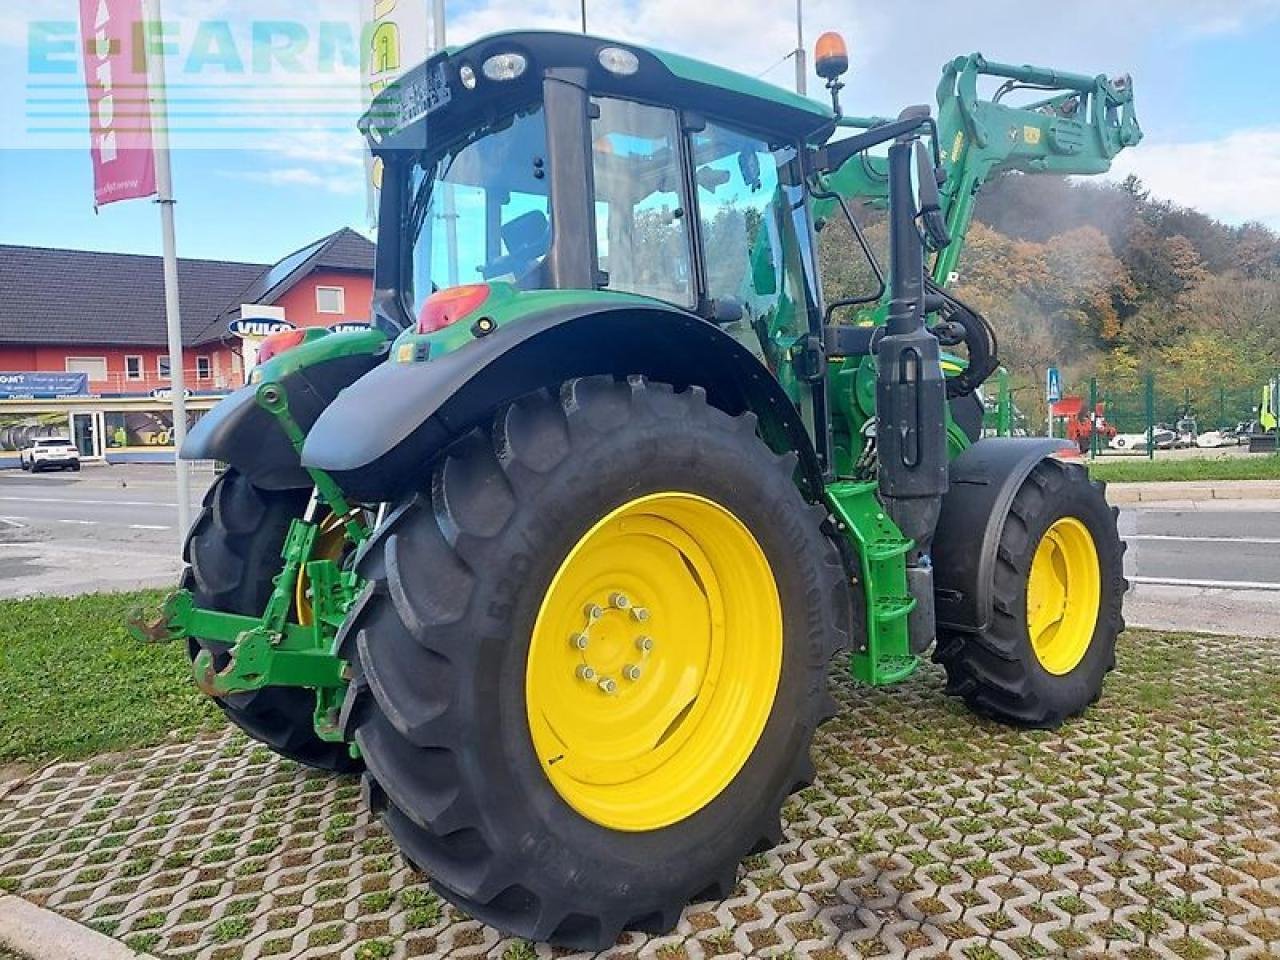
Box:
(570, 632), (589, 650)
(635, 636), (654, 652)
(630, 606), (649, 622)
(576, 665), (596, 681)
(623, 664), (641, 681)
(609, 592), (630, 610)
(597, 676), (617, 694)
(584, 603), (603, 621)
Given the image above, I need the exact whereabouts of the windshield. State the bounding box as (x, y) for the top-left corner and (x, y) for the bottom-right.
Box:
(406, 104), (551, 321)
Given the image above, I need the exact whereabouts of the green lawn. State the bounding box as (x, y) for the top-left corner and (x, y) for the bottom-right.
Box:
(1088, 453), (1280, 483)
(0, 591), (220, 763)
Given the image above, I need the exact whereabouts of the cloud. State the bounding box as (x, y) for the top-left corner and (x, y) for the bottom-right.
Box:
(1107, 128), (1280, 230)
(227, 165), (363, 196)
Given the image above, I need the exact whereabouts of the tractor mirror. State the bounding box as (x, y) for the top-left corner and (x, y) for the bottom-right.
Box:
(814, 32), (849, 81)
(914, 141), (951, 251)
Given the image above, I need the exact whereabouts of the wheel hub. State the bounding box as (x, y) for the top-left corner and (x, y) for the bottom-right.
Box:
(568, 594), (653, 695)
(1026, 516), (1101, 675)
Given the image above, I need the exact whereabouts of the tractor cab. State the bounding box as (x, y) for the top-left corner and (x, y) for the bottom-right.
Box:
(365, 32), (833, 357)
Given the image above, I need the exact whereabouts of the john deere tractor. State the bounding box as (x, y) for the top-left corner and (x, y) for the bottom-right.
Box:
(137, 29), (1138, 949)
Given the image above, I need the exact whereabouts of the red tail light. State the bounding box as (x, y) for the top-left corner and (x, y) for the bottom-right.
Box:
(418, 284), (491, 333)
(257, 329), (308, 364)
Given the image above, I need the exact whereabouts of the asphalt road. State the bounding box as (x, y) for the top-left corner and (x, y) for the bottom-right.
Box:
(1120, 504), (1280, 588)
(0, 464), (212, 598)
(1, 464), (1277, 637)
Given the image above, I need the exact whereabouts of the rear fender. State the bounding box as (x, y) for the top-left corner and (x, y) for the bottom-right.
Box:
(182, 331), (387, 490)
(931, 437), (1075, 633)
(301, 303), (822, 503)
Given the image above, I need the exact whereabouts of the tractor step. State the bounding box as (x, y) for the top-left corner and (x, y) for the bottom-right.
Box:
(825, 480), (920, 686)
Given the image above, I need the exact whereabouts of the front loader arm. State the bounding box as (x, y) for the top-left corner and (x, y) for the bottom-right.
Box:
(814, 52), (1141, 287)
(931, 53), (1141, 283)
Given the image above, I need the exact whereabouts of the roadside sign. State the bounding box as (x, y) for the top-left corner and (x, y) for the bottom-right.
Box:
(1047, 367), (1062, 403)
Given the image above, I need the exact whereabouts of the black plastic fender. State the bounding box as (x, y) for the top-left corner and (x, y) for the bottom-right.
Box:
(301, 303), (824, 503)
(931, 437), (1075, 633)
(181, 351), (384, 490)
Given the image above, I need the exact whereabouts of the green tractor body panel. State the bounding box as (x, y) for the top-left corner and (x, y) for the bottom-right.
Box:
(145, 29), (1141, 743)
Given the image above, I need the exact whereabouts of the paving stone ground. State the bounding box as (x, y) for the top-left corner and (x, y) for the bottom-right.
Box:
(1, 629), (1277, 960)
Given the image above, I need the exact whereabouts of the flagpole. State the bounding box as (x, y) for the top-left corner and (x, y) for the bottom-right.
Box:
(145, 0), (191, 549)
(432, 0), (459, 286)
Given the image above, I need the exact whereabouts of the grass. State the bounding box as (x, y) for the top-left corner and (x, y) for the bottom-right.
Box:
(0, 590), (220, 763)
(1088, 453), (1280, 483)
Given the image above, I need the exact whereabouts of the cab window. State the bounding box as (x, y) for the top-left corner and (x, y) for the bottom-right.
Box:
(691, 122), (811, 346)
(590, 98), (694, 308)
(406, 105), (551, 320)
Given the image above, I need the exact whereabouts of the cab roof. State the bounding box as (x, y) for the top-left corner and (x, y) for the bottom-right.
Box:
(365, 30), (836, 151)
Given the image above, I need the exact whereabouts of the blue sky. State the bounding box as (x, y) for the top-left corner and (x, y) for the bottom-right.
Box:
(1, 0), (1278, 265)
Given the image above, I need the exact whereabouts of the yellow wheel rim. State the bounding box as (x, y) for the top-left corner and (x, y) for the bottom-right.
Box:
(1026, 516), (1101, 675)
(526, 492), (782, 832)
(296, 513), (348, 627)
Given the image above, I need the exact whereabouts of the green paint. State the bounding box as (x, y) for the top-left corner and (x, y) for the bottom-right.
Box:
(648, 47), (832, 128)
(390, 284), (684, 363)
(250, 328), (387, 383)
(824, 481), (918, 685)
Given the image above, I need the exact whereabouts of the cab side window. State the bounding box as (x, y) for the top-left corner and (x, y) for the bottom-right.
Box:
(590, 98), (694, 308)
(691, 123), (809, 346)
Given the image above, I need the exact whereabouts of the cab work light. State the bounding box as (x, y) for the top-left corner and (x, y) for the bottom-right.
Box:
(482, 52), (528, 81)
(597, 47), (639, 76)
(418, 283), (491, 333)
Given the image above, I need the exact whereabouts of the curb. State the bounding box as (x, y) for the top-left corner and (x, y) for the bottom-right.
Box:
(1106, 480), (1280, 504)
(0, 895), (140, 960)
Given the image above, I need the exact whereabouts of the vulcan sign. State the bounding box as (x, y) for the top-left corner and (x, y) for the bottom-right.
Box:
(228, 317), (295, 338)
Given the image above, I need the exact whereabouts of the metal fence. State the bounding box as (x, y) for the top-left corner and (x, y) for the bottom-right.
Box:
(1053, 372), (1279, 458)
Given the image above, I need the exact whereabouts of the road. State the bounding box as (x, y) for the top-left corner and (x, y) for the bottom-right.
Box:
(0, 464), (1277, 636)
(0, 463), (212, 599)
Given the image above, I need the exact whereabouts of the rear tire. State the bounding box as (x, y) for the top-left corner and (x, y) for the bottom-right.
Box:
(184, 469), (360, 772)
(341, 377), (849, 949)
(933, 460), (1125, 728)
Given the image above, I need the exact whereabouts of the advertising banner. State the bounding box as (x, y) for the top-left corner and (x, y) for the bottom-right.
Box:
(361, 0), (432, 221)
(78, 0), (157, 206)
(0, 372), (90, 399)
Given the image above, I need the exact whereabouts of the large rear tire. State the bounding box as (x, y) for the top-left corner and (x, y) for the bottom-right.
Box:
(933, 459), (1125, 728)
(184, 469), (360, 772)
(341, 376), (850, 949)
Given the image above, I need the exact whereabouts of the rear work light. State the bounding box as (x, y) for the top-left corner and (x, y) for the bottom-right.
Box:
(418, 283), (491, 333)
(257, 329), (308, 364)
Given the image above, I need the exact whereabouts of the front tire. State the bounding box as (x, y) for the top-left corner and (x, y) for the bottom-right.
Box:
(184, 469), (360, 772)
(934, 459), (1125, 727)
(342, 377), (849, 949)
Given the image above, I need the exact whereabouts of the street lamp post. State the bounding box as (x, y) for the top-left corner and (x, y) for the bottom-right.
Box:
(794, 0), (806, 95)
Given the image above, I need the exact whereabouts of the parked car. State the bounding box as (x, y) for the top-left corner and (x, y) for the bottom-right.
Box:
(19, 437), (80, 473)
(1196, 430), (1239, 448)
(1109, 427), (1177, 451)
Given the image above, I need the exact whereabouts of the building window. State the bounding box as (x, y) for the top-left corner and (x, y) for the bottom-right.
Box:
(316, 286), (345, 314)
(125, 355), (144, 380)
(158, 355), (171, 380)
(66, 356), (108, 381)
(196, 356), (211, 380)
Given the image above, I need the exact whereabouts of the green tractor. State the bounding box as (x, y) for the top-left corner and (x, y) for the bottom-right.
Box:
(138, 29), (1138, 949)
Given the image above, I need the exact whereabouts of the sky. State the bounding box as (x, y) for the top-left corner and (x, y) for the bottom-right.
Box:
(1, 0), (1278, 265)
